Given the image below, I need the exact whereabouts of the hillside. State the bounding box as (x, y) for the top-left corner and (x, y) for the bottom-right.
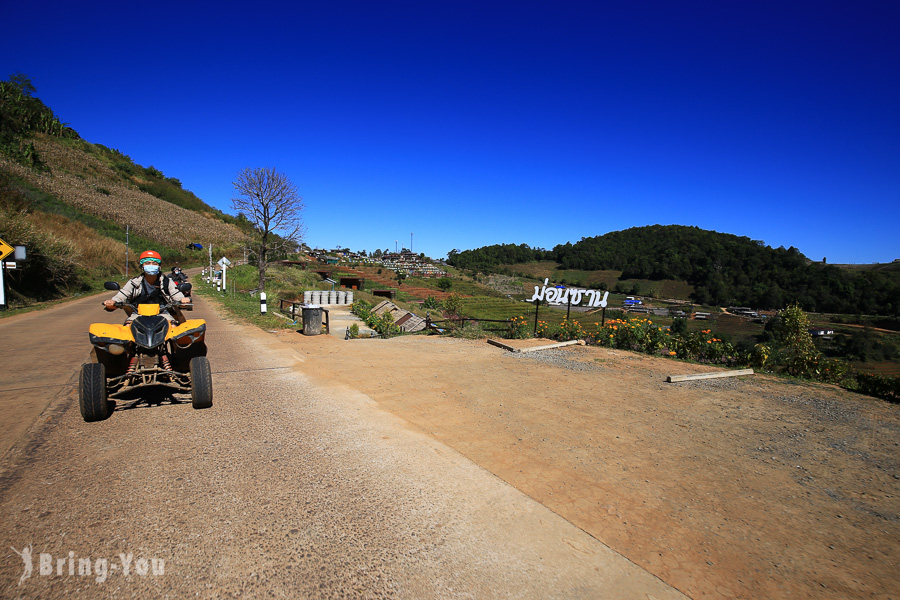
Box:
(0, 137), (244, 250)
(0, 74), (249, 305)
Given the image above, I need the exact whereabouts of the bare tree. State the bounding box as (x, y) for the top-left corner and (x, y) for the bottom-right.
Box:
(231, 167), (305, 291)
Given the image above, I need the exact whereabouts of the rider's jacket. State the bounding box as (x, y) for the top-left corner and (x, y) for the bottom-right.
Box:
(110, 274), (184, 307)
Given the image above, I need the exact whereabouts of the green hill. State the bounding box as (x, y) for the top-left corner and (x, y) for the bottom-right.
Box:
(448, 226), (899, 316)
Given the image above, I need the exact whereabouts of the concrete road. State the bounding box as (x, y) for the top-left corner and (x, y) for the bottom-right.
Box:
(0, 291), (686, 599)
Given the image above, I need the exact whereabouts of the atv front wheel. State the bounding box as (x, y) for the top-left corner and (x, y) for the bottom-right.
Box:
(79, 363), (111, 422)
(190, 356), (213, 409)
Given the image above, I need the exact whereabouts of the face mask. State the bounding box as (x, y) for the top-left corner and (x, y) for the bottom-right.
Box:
(143, 263), (161, 275)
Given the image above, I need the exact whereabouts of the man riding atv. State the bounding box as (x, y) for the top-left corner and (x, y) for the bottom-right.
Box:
(104, 250), (190, 324)
(171, 266), (188, 284)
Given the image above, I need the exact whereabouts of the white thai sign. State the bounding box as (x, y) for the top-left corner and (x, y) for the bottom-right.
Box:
(530, 279), (609, 307)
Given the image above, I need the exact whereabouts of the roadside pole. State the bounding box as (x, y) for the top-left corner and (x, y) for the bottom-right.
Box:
(125, 224), (130, 278)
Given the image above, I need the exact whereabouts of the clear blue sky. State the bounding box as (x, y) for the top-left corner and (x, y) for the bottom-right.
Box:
(2, 1), (898, 263)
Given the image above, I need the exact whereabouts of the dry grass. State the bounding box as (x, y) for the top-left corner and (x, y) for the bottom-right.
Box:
(27, 211), (126, 273)
(0, 136), (247, 249)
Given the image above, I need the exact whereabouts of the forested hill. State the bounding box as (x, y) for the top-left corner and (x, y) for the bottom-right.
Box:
(448, 225), (899, 316)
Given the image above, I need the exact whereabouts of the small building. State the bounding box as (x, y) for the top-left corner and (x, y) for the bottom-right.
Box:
(809, 327), (835, 336)
(371, 300), (426, 333)
(340, 277), (365, 290)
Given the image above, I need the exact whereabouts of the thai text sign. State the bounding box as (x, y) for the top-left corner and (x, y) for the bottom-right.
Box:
(530, 279), (609, 307)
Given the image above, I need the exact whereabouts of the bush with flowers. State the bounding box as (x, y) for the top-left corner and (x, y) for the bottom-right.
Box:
(593, 318), (668, 355)
(555, 318), (585, 341)
(507, 315), (531, 339)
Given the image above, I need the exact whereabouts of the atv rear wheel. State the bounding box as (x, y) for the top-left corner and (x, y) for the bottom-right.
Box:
(190, 356), (213, 409)
(79, 363), (111, 422)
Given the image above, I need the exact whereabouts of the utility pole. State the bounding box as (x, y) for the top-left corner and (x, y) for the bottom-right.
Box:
(125, 225), (129, 278)
(411, 232), (413, 253)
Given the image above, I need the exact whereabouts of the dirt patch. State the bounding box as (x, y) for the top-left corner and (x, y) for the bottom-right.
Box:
(277, 332), (900, 600)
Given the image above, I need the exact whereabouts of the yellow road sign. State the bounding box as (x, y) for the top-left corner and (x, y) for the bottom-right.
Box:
(0, 238), (13, 261)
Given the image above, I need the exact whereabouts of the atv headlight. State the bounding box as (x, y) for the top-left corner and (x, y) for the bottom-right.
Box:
(89, 334), (130, 355)
(172, 324), (206, 349)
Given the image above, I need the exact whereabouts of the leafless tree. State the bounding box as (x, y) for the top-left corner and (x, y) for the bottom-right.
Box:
(231, 167), (305, 291)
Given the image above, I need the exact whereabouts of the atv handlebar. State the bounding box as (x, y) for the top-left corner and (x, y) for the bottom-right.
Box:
(103, 300), (193, 312)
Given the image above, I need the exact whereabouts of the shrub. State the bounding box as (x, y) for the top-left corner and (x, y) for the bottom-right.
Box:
(351, 299), (372, 320)
(450, 320), (488, 339)
(555, 318), (585, 341)
(422, 295), (441, 309)
(851, 373), (900, 402)
(375, 312), (399, 338)
(750, 343), (771, 369)
(443, 293), (463, 322)
(507, 315), (531, 339)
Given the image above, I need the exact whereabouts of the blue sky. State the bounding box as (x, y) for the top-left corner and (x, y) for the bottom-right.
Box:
(2, 1), (898, 263)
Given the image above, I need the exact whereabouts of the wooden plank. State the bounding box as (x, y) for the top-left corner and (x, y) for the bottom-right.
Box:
(519, 340), (583, 353)
(667, 368), (754, 383)
(487, 339), (583, 353)
(487, 339), (516, 351)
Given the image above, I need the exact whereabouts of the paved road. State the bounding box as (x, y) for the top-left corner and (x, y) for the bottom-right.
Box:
(0, 291), (686, 599)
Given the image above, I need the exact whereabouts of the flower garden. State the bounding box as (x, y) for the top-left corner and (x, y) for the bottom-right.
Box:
(499, 305), (899, 402)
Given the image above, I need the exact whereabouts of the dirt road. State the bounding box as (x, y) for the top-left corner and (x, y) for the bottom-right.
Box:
(285, 310), (900, 600)
(0, 292), (683, 598)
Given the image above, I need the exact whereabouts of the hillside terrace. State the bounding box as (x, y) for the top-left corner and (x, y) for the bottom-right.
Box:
(305, 248), (446, 277)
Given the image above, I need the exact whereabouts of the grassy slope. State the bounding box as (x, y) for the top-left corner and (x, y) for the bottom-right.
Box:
(0, 135), (248, 290)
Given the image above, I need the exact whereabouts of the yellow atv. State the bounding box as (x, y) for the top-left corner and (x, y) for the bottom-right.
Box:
(80, 281), (212, 422)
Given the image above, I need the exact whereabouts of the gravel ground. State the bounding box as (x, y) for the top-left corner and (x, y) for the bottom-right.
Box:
(506, 348), (605, 372)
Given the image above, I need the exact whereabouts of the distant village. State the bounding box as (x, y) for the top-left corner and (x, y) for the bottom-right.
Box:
(299, 245), (448, 277)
